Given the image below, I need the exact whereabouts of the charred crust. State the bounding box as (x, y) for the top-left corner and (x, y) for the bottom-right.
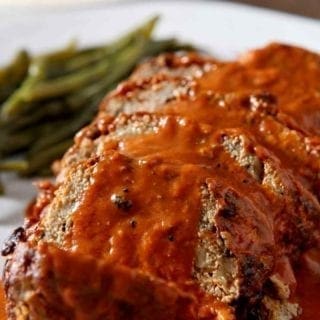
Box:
(2, 227), (26, 256)
(219, 207), (236, 219)
(220, 191), (237, 218)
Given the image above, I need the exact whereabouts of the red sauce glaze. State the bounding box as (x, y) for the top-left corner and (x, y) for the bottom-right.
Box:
(3, 43), (320, 319)
(295, 249), (320, 320)
(68, 116), (275, 279)
(62, 44), (320, 318)
(0, 282), (5, 320)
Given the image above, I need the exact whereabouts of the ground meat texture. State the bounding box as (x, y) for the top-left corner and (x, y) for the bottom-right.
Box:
(3, 45), (320, 320)
(194, 180), (274, 305)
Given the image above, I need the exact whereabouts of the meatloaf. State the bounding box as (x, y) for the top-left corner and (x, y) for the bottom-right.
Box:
(2, 43), (320, 320)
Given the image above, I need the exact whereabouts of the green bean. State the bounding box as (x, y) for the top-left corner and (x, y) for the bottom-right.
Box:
(44, 16), (159, 78)
(0, 128), (38, 156)
(0, 17), (158, 120)
(28, 101), (97, 155)
(0, 159), (28, 172)
(0, 50), (29, 80)
(46, 48), (108, 78)
(66, 37), (151, 108)
(0, 58), (47, 119)
(0, 117), (69, 156)
(0, 42), (80, 120)
(0, 100), (72, 132)
(23, 57), (113, 101)
(90, 15), (158, 56)
(34, 167), (52, 177)
(65, 80), (106, 109)
(23, 138), (74, 176)
(145, 39), (196, 56)
(21, 18), (158, 102)
(0, 137), (72, 176)
(32, 16), (158, 80)
(0, 50), (30, 104)
(36, 41), (78, 65)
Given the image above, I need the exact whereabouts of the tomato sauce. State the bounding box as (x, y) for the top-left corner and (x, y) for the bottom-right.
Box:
(0, 282), (6, 320)
(2, 43), (320, 319)
(295, 249), (320, 320)
(70, 43), (320, 319)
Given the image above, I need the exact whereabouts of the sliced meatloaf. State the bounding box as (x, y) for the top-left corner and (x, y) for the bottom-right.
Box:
(3, 44), (320, 320)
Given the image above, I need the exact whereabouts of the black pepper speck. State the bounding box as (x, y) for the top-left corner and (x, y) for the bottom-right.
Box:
(111, 194), (132, 211)
(130, 220), (137, 228)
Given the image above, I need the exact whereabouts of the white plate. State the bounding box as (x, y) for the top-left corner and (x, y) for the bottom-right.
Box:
(1, 0), (320, 270)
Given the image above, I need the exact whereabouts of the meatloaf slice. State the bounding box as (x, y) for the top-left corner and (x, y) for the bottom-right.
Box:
(221, 129), (320, 258)
(4, 112), (277, 319)
(100, 59), (320, 199)
(195, 179), (274, 304)
(3, 44), (320, 320)
(130, 52), (215, 81)
(3, 243), (198, 320)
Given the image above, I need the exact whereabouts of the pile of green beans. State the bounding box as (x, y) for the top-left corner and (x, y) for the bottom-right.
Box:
(0, 17), (194, 181)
